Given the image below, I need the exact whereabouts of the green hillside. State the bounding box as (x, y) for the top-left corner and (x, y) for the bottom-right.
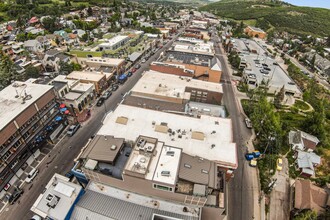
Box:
(200, 1), (330, 37)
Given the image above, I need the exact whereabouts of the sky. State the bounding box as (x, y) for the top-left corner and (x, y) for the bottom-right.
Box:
(284, 0), (330, 9)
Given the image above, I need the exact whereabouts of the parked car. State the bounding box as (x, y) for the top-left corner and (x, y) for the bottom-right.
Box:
(249, 159), (257, 167)
(245, 118), (252, 129)
(30, 215), (42, 220)
(111, 84), (119, 91)
(276, 158), (283, 171)
(141, 58), (146, 63)
(131, 68), (137, 73)
(8, 188), (24, 205)
(263, 67), (271, 71)
(25, 168), (38, 183)
(65, 171), (74, 181)
(262, 63), (268, 67)
(260, 69), (269, 74)
(101, 91), (112, 99)
(96, 97), (105, 106)
(127, 71), (132, 77)
(273, 62), (279, 66)
(135, 64), (141, 69)
(67, 124), (80, 136)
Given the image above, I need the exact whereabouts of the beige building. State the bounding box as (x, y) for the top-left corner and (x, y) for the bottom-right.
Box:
(66, 71), (107, 94)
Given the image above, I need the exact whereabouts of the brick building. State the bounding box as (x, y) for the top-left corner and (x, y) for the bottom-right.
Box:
(0, 81), (60, 192)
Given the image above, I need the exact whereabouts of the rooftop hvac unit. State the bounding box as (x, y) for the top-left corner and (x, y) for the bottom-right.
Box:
(161, 171), (170, 176)
(166, 151), (175, 156)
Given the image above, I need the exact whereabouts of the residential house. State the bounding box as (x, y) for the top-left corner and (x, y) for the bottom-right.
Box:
(305, 52), (330, 77)
(42, 49), (71, 73)
(24, 40), (43, 53)
(290, 179), (329, 216)
(295, 150), (321, 177)
(289, 130), (320, 152)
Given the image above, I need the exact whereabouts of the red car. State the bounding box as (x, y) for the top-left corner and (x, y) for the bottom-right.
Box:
(131, 68), (137, 73)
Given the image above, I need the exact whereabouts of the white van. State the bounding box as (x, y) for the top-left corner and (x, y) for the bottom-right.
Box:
(25, 168), (38, 183)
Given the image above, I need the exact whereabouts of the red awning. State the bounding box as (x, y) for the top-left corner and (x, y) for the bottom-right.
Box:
(64, 110), (70, 115)
(59, 104), (66, 108)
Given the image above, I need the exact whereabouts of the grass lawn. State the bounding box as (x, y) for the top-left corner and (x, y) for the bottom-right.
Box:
(103, 33), (114, 39)
(70, 50), (102, 58)
(243, 19), (257, 26)
(294, 100), (310, 111)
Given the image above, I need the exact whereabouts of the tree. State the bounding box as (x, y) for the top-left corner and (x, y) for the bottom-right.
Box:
(59, 61), (73, 75)
(274, 86), (285, 108)
(87, 6), (93, 17)
(294, 210), (317, 220)
(311, 54), (316, 70)
(0, 52), (18, 89)
(25, 66), (40, 79)
(42, 17), (58, 33)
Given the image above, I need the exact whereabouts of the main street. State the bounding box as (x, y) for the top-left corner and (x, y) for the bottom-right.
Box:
(211, 32), (256, 220)
(0, 31), (181, 220)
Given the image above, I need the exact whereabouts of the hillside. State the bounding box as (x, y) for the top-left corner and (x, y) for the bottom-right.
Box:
(200, 1), (330, 37)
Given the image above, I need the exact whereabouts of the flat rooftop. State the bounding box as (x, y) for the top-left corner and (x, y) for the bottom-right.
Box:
(71, 82), (94, 92)
(163, 50), (214, 67)
(86, 57), (125, 66)
(67, 71), (105, 82)
(131, 71), (223, 100)
(64, 92), (82, 101)
(0, 81), (53, 131)
(98, 104), (237, 169)
(173, 43), (214, 56)
(70, 182), (200, 220)
(99, 35), (129, 47)
(52, 74), (78, 88)
(81, 135), (125, 164)
(31, 173), (82, 219)
(152, 145), (181, 185)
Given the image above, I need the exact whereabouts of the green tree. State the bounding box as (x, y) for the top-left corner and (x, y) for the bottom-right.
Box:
(0, 52), (17, 90)
(274, 86), (285, 109)
(311, 54), (316, 70)
(25, 66), (40, 79)
(87, 6), (93, 17)
(42, 17), (58, 33)
(294, 210), (317, 220)
(59, 61), (73, 75)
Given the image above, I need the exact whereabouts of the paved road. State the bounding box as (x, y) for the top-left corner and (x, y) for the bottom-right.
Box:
(212, 34), (255, 220)
(269, 158), (290, 220)
(0, 31), (181, 220)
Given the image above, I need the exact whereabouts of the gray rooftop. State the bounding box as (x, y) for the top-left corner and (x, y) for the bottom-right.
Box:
(70, 190), (199, 220)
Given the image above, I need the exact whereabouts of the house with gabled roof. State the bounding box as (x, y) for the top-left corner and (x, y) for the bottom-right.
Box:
(289, 130), (320, 152)
(295, 150), (321, 178)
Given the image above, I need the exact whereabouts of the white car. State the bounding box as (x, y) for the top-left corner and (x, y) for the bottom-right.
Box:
(141, 58), (146, 63)
(31, 215), (42, 220)
(25, 168), (38, 183)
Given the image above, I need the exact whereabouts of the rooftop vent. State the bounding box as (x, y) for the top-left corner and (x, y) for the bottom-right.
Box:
(161, 171), (170, 176)
(46, 194), (61, 209)
(184, 163), (191, 168)
(201, 169), (209, 174)
(166, 151), (175, 156)
(110, 145), (117, 150)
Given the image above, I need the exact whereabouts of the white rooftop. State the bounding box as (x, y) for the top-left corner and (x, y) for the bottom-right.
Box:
(0, 81), (53, 131)
(174, 43), (214, 55)
(98, 104), (237, 169)
(31, 173), (82, 219)
(53, 75), (78, 88)
(152, 146), (181, 185)
(64, 92), (82, 100)
(86, 57), (125, 66)
(67, 71), (105, 82)
(132, 71), (223, 100)
(99, 35), (129, 47)
(72, 82), (94, 92)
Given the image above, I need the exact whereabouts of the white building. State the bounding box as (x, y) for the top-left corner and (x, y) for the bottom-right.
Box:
(31, 173), (83, 220)
(98, 35), (129, 51)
